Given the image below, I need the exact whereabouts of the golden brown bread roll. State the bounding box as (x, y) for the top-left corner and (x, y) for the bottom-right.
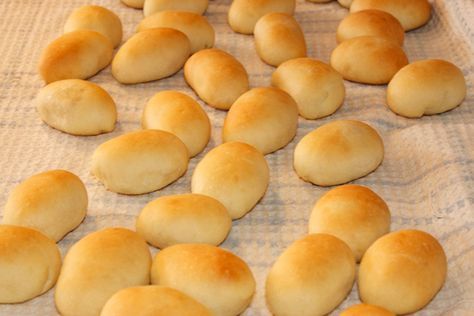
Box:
(340, 303), (396, 316)
(144, 0), (209, 17)
(121, 0), (144, 9)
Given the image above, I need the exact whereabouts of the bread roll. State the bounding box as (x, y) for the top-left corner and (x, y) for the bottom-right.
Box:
(338, 0), (353, 8)
(38, 30), (113, 84)
(387, 59), (467, 118)
(151, 244), (256, 316)
(228, 0), (296, 34)
(136, 193), (231, 248)
(254, 13), (306, 66)
(272, 58), (345, 119)
(308, 184), (390, 261)
(91, 129), (189, 195)
(0, 225), (61, 303)
(184, 48), (249, 110)
(141, 91), (210, 157)
(144, 0), (208, 17)
(137, 11), (214, 53)
(55, 228), (151, 316)
(351, 0), (431, 31)
(100, 285), (213, 316)
(222, 87), (298, 154)
(340, 303), (395, 316)
(2, 170), (87, 242)
(294, 120), (384, 186)
(266, 234), (356, 316)
(330, 36), (408, 84)
(191, 142), (269, 219)
(64, 5), (122, 48)
(307, 0), (332, 3)
(36, 79), (117, 135)
(358, 230), (447, 314)
(121, 0), (144, 9)
(337, 10), (404, 46)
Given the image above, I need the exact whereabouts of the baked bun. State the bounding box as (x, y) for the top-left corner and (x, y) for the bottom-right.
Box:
(308, 184), (390, 261)
(266, 234), (356, 316)
(294, 120), (384, 186)
(121, 0), (144, 9)
(351, 0), (431, 31)
(228, 0), (296, 34)
(144, 0), (208, 17)
(336, 10), (404, 46)
(184, 48), (249, 110)
(338, 0), (353, 8)
(91, 130), (189, 195)
(38, 30), (113, 84)
(55, 228), (151, 316)
(341, 303), (395, 316)
(330, 36), (408, 84)
(36, 79), (117, 135)
(2, 170), (87, 242)
(223, 87), (298, 154)
(141, 90), (210, 157)
(137, 11), (214, 53)
(272, 57), (345, 119)
(0, 225), (61, 303)
(192, 142), (269, 219)
(100, 285), (213, 316)
(136, 193), (231, 248)
(151, 243), (256, 316)
(307, 0), (332, 3)
(358, 230), (447, 314)
(387, 59), (467, 118)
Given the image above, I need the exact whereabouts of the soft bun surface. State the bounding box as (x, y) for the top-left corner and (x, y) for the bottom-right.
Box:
(341, 303), (395, 316)
(144, 0), (209, 16)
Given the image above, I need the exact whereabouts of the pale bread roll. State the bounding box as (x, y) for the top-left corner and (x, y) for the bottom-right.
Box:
(336, 10), (404, 46)
(38, 30), (113, 84)
(151, 243), (256, 316)
(387, 59), (467, 118)
(184, 48), (249, 110)
(351, 0), (431, 31)
(55, 228), (151, 316)
(308, 184), (390, 261)
(137, 11), (214, 53)
(222, 87), (298, 154)
(191, 142), (269, 219)
(144, 0), (208, 17)
(64, 5), (123, 48)
(254, 13), (306, 66)
(2, 170), (87, 242)
(36, 79), (117, 136)
(100, 286), (213, 316)
(338, 0), (353, 8)
(294, 120), (384, 186)
(136, 193), (232, 248)
(266, 234), (356, 316)
(330, 36), (408, 84)
(121, 0), (144, 9)
(228, 0), (296, 34)
(272, 57), (345, 119)
(0, 225), (61, 303)
(358, 230), (447, 314)
(341, 303), (395, 316)
(91, 130), (189, 195)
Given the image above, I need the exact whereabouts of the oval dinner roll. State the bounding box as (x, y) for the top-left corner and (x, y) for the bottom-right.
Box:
(330, 36), (408, 84)
(272, 58), (345, 119)
(294, 120), (384, 186)
(341, 303), (395, 316)
(338, 0), (353, 8)
(351, 0), (431, 31)
(36, 79), (117, 135)
(91, 129), (189, 195)
(64, 5), (123, 48)
(38, 30), (113, 84)
(308, 185), (390, 261)
(266, 234), (356, 316)
(0, 225), (61, 304)
(228, 0), (296, 34)
(100, 285), (213, 316)
(192, 142), (269, 219)
(144, 0), (208, 17)
(136, 194), (232, 248)
(151, 244), (256, 316)
(358, 229), (447, 314)
(254, 13), (306, 66)
(55, 228), (151, 316)
(387, 59), (467, 118)
(223, 87), (298, 154)
(121, 0), (144, 8)
(336, 10), (404, 46)
(2, 170), (87, 242)
(137, 11), (214, 53)
(184, 48), (249, 110)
